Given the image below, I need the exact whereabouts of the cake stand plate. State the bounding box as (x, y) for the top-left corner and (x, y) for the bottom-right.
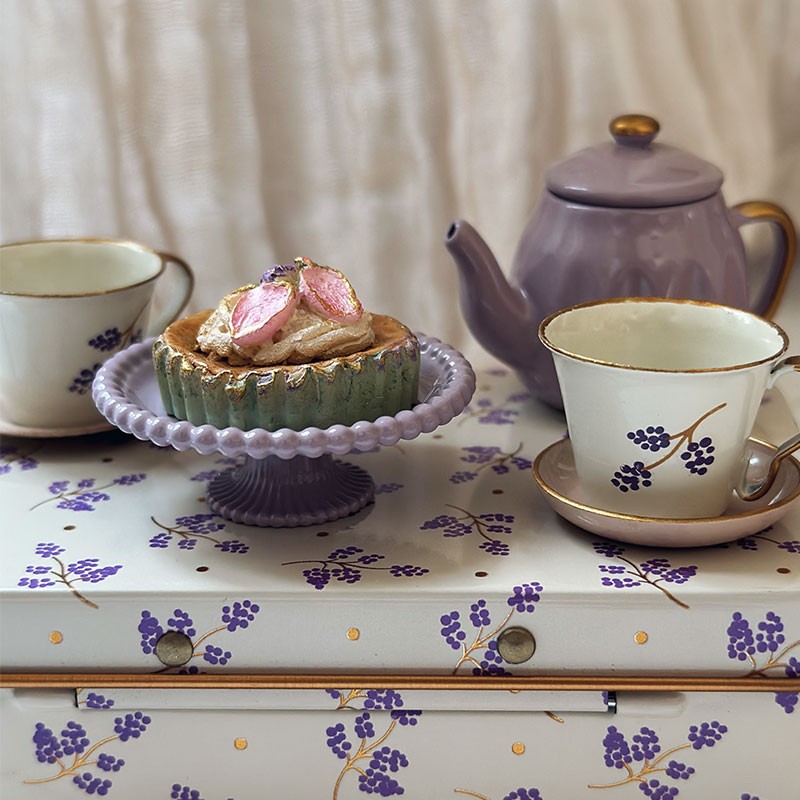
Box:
(92, 336), (475, 527)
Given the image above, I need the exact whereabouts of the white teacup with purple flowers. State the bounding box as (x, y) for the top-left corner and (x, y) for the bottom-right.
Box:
(0, 239), (193, 431)
(539, 297), (800, 519)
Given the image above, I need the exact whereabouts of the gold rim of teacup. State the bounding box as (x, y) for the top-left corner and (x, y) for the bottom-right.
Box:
(538, 296), (789, 374)
(532, 436), (800, 524)
(0, 237), (167, 298)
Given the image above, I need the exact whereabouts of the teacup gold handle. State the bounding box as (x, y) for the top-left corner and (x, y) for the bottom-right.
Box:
(739, 355), (800, 501)
(146, 252), (195, 335)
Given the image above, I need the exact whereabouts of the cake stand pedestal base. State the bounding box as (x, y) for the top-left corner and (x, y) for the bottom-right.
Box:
(206, 454), (375, 527)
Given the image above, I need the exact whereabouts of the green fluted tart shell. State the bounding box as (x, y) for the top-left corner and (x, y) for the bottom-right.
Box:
(152, 311), (420, 431)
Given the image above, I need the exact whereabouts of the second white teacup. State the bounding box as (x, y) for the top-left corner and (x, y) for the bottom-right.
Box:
(0, 238), (194, 430)
(539, 297), (799, 519)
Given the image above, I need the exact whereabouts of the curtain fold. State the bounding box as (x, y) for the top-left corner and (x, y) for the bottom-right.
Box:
(2, 0), (798, 361)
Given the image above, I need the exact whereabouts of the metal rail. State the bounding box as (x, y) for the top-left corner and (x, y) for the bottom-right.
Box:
(2, 672), (798, 693)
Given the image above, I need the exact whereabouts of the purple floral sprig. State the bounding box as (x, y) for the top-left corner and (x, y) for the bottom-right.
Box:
(24, 711), (151, 793)
(138, 602), (261, 673)
(327, 688), (414, 714)
(593, 542), (696, 609)
(441, 584), (544, 676)
(459, 389), (530, 426)
(326, 690), (419, 798)
(69, 316), (146, 395)
(31, 473), (147, 512)
(77, 691), (115, 710)
(190, 456), (241, 483)
(611, 403), (725, 494)
(282, 545), (429, 590)
(450, 443), (532, 484)
(728, 528), (800, 555)
(455, 789), (544, 800)
(588, 720), (727, 795)
(421, 505), (515, 556)
(18, 542), (122, 609)
(0, 444), (39, 476)
(149, 514), (249, 554)
(727, 611), (799, 714)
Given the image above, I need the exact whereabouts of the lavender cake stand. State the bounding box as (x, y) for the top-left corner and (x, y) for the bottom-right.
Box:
(92, 337), (476, 527)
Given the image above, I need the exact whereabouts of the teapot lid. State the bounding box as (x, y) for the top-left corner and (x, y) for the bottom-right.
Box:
(545, 114), (724, 207)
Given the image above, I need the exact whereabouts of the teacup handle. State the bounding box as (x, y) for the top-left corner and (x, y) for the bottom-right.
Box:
(146, 252), (195, 335)
(739, 355), (800, 501)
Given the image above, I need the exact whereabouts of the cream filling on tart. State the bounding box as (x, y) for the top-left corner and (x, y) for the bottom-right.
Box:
(196, 286), (375, 366)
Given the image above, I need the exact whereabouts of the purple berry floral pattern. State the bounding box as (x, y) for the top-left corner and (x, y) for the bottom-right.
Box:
(0, 444), (39, 475)
(149, 514), (249, 554)
(727, 611), (799, 714)
(170, 785), (238, 799)
(18, 542), (122, 609)
(421, 505), (516, 556)
(459, 378), (531, 426)
(455, 789), (544, 800)
(724, 527), (800, 555)
(138, 601), (261, 672)
(31, 473), (146, 512)
(77, 691), (115, 710)
(611, 403), (725, 493)
(440, 583), (544, 675)
(69, 319), (145, 395)
(282, 545), (429, 590)
(326, 688), (420, 798)
(588, 720), (728, 795)
(593, 542), (696, 609)
(24, 711), (151, 794)
(450, 444), (532, 484)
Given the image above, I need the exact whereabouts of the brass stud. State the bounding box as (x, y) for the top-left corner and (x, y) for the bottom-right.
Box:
(49, 631), (63, 644)
(497, 626), (536, 664)
(634, 630), (649, 645)
(154, 631), (194, 667)
(234, 738), (248, 750)
(346, 627), (360, 641)
(511, 742), (526, 755)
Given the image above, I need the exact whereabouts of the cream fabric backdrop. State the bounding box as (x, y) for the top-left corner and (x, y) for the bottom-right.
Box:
(2, 0), (799, 365)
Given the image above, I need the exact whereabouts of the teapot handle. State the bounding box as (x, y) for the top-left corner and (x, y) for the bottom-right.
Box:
(731, 200), (797, 318)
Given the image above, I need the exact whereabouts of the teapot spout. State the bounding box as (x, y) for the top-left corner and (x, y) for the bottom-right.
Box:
(445, 220), (537, 372)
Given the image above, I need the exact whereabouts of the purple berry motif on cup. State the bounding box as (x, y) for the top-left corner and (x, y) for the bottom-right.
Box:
(24, 712), (151, 792)
(611, 403), (725, 493)
(726, 611), (799, 714)
(588, 720), (727, 793)
(69, 319), (145, 395)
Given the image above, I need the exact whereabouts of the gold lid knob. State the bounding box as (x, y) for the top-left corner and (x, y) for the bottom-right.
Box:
(610, 114), (660, 147)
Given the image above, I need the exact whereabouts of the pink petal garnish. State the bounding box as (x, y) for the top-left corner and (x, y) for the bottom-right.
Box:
(231, 282), (298, 346)
(299, 265), (363, 324)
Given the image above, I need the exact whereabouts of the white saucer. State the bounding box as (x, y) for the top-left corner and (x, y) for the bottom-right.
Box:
(532, 437), (800, 548)
(0, 404), (114, 439)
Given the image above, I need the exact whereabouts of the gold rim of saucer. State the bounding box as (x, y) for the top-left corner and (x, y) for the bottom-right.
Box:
(0, 237), (166, 298)
(532, 436), (800, 524)
(538, 296), (789, 374)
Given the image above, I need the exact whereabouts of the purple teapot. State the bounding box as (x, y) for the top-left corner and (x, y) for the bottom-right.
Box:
(445, 114), (797, 408)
